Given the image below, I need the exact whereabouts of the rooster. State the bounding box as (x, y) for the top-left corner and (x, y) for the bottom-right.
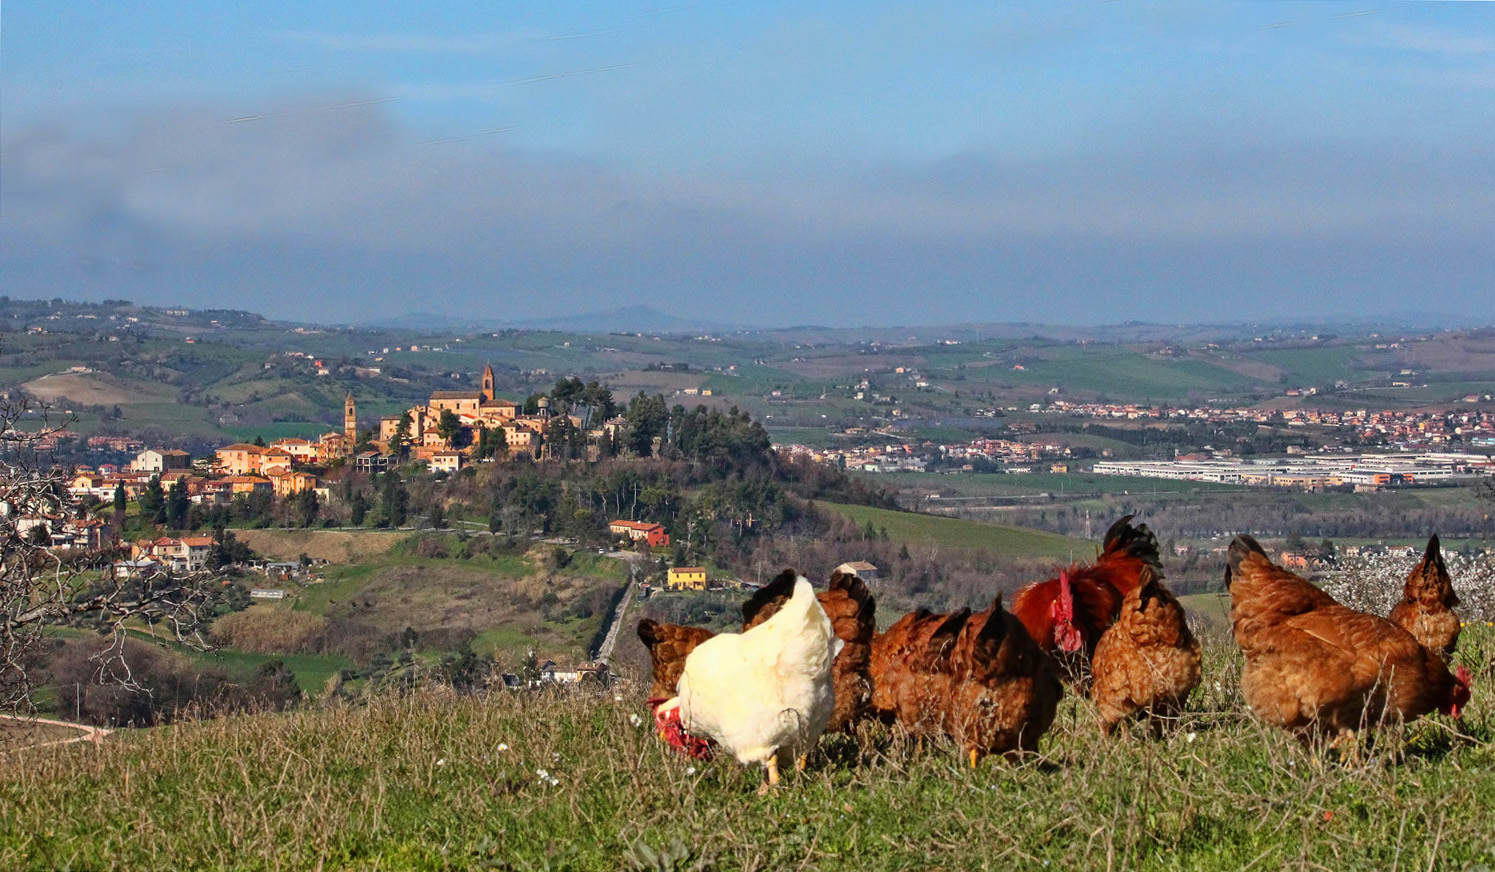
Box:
(1090, 569), (1202, 736)
(666, 571), (841, 789)
(1226, 534), (1471, 746)
(743, 569), (875, 732)
(948, 596), (1064, 764)
(1010, 515), (1163, 682)
(1389, 534), (1461, 660)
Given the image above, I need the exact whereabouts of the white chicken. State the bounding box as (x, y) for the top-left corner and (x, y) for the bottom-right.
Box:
(666, 572), (841, 789)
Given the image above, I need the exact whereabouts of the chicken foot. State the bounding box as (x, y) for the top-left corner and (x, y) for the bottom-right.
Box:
(758, 755), (782, 795)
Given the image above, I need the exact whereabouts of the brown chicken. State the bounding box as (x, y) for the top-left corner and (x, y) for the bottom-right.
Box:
(1226, 534), (1471, 745)
(1010, 515), (1163, 680)
(868, 607), (971, 739)
(1389, 534), (1461, 660)
(1090, 569), (1202, 735)
(948, 596), (1064, 764)
(743, 569), (876, 732)
(637, 619), (714, 699)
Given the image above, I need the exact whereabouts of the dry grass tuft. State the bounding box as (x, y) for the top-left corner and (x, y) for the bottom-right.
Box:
(1, 629), (1492, 870)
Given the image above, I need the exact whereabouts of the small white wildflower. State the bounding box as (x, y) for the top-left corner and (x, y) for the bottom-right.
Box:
(614, 694), (624, 702)
(1213, 681), (1222, 692)
(1186, 732), (1197, 744)
(629, 713), (644, 728)
(548, 776), (560, 787)
(685, 766), (697, 776)
(536, 768), (549, 779)
(437, 758), (446, 766)
(497, 743), (509, 752)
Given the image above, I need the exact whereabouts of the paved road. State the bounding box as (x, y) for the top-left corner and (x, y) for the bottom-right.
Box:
(593, 553), (645, 663)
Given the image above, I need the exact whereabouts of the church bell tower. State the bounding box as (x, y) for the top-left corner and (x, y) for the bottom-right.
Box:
(344, 392), (357, 442)
(481, 363), (495, 404)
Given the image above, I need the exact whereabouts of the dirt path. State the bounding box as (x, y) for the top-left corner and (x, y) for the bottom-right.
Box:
(0, 715), (111, 751)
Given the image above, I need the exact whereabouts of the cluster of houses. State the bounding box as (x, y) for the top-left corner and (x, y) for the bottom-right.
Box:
(655, 560), (879, 594)
(607, 519), (670, 548)
(1024, 399), (1495, 451)
(372, 364), (597, 470)
(1090, 452), (1495, 492)
(501, 658), (611, 689)
(69, 454), (301, 506)
(778, 438), (1071, 474)
(12, 514), (117, 552)
(67, 368), (592, 517)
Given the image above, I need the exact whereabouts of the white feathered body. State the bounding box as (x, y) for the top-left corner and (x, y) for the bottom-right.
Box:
(676, 577), (840, 766)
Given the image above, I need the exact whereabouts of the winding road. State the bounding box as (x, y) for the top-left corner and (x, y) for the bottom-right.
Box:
(0, 715), (111, 751)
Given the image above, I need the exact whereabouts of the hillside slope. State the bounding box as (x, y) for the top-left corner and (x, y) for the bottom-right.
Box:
(3, 628), (1492, 870)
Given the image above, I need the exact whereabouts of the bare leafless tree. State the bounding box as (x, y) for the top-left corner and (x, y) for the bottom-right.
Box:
(1, 396), (216, 714)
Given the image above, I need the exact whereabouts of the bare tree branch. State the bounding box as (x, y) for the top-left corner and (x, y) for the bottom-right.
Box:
(1, 396), (218, 714)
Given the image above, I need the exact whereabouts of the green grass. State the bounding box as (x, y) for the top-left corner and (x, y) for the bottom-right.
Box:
(978, 350), (1256, 402)
(870, 471), (1249, 499)
(820, 502), (1088, 560)
(118, 402), (228, 438)
(221, 421), (342, 442)
(193, 649), (352, 695)
(1349, 381), (1495, 404)
(286, 545), (624, 664)
(3, 628), (1492, 870)
(1248, 346), (1369, 386)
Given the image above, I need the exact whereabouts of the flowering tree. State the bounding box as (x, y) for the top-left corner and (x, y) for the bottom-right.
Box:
(1318, 545), (1495, 623)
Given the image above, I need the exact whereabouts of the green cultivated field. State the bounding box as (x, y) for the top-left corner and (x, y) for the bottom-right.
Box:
(821, 502), (1087, 561)
(1249, 346), (1370, 386)
(3, 628), (1491, 870)
(871, 471), (1249, 498)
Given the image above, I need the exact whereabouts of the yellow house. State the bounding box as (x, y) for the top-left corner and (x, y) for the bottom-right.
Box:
(268, 469), (319, 497)
(666, 566), (708, 591)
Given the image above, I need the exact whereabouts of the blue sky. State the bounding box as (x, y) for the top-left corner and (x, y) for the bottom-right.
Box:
(3, 1), (1493, 327)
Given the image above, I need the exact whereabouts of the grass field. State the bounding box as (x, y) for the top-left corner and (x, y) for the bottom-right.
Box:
(267, 538), (627, 665)
(971, 349), (1256, 402)
(820, 502), (1088, 561)
(195, 649), (353, 695)
(1248, 346), (1370, 387)
(869, 471), (1250, 499)
(3, 627), (1491, 870)
(234, 529), (409, 564)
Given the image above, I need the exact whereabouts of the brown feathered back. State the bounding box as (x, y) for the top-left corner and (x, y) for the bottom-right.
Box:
(868, 607), (970, 734)
(637, 618), (715, 699)
(1389, 534), (1460, 658)
(741, 568), (800, 629)
(819, 571), (876, 730)
(1224, 534), (1470, 737)
(948, 596), (1063, 759)
(1091, 570), (1201, 734)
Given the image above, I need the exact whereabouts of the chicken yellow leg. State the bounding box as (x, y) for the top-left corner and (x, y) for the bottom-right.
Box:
(757, 755), (782, 795)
